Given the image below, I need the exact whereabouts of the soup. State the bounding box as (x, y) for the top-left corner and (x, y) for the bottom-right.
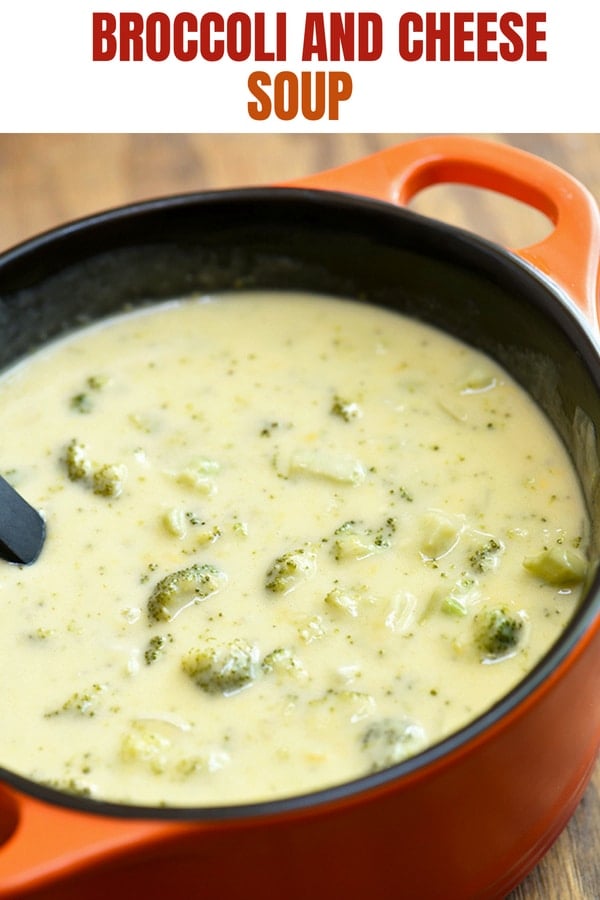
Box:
(0, 291), (589, 806)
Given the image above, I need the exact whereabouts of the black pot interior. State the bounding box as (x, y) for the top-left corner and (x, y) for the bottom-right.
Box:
(1, 187), (600, 816)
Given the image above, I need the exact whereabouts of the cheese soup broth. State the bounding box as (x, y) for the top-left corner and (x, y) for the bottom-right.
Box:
(0, 292), (589, 806)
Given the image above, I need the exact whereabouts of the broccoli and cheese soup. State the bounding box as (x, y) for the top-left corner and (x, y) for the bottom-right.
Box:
(0, 291), (590, 806)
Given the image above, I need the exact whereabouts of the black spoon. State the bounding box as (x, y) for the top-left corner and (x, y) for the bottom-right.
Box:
(0, 475), (46, 564)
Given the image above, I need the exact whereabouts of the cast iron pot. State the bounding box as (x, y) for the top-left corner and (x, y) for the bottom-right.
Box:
(0, 137), (599, 899)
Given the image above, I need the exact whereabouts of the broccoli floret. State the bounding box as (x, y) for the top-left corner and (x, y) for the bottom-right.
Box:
(424, 573), (477, 620)
(330, 395), (362, 422)
(68, 375), (109, 415)
(469, 538), (503, 573)
(63, 438), (92, 482)
(260, 420), (289, 438)
(523, 544), (587, 585)
(29, 626), (55, 641)
(261, 647), (308, 681)
(119, 719), (229, 778)
(147, 563), (227, 622)
(332, 517), (396, 561)
(144, 633), (174, 665)
(70, 392), (94, 414)
(43, 778), (94, 798)
(310, 688), (376, 723)
(161, 509), (222, 547)
(332, 521), (364, 560)
(92, 463), (127, 497)
(374, 517), (397, 548)
(475, 607), (524, 659)
(323, 586), (360, 617)
(265, 547), (317, 594)
(181, 637), (258, 695)
(86, 374), (109, 390)
(119, 720), (172, 774)
(189, 524), (222, 548)
(62, 440), (126, 498)
(45, 683), (106, 718)
(297, 615), (327, 644)
(360, 717), (427, 772)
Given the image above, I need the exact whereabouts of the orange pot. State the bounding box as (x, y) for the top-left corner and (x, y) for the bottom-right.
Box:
(0, 137), (599, 899)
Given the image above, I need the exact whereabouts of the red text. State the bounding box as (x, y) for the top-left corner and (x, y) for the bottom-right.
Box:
(398, 11), (547, 61)
(93, 11), (287, 62)
(301, 13), (383, 61)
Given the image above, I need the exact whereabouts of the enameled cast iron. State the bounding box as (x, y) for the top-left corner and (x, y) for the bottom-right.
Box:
(0, 137), (599, 899)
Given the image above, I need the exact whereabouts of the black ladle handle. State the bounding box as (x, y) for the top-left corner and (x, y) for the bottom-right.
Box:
(0, 475), (46, 564)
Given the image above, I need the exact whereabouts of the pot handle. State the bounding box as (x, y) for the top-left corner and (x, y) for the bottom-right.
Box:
(0, 787), (174, 895)
(291, 136), (600, 327)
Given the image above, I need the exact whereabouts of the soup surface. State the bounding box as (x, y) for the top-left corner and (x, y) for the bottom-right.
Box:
(0, 291), (589, 806)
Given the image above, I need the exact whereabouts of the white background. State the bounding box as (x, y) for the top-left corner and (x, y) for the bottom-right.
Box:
(1, 0), (598, 131)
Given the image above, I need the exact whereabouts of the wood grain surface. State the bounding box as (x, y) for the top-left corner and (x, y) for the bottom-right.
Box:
(1, 133), (599, 899)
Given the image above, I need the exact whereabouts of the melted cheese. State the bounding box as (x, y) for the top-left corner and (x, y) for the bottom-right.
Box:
(0, 292), (589, 806)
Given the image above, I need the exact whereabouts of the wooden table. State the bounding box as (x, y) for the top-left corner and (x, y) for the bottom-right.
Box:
(1, 133), (599, 898)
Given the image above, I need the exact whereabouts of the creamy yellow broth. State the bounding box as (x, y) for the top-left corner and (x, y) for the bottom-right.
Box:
(0, 291), (589, 806)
